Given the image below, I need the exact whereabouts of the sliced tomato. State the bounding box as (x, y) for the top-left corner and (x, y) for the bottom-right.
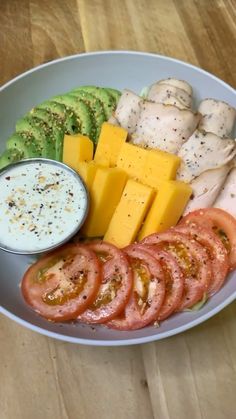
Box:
(78, 242), (133, 323)
(136, 245), (184, 320)
(87, 240), (124, 262)
(21, 244), (101, 322)
(107, 246), (165, 330)
(181, 208), (236, 269)
(142, 231), (212, 310)
(175, 224), (229, 295)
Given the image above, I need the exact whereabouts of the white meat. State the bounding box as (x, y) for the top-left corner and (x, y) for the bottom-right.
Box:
(214, 159), (236, 217)
(107, 115), (120, 126)
(114, 89), (143, 134)
(147, 83), (192, 109)
(177, 129), (236, 182)
(183, 166), (231, 214)
(158, 78), (193, 96)
(131, 102), (201, 154)
(198, 99), (236, 138)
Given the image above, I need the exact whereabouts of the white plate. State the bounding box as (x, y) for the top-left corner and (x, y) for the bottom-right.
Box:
(0, 51), (235, 346)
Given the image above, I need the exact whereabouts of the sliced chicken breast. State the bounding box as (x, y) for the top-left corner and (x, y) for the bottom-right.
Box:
(114, 89), (143, 134)
(158, 78), (193, 96)
(183, 166), (231, 214)
(131, 102), (200, 154)
(107, 115), (120, 126)
(214, 161), (236, 217)
(147, 83), (192, 109)
(177, 129), (236, 182)
(198, 99), (236, 138)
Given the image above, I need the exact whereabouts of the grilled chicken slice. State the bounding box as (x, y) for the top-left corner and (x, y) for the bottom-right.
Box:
(114, 89), (143, 134)
(183, 166), (231, 214)
(198, 99), (236, 138)
(147, 83), (192, 109)
(158, 78), (193, 96)
(214, 160), (236, 217)
(132, 102), (200, 154)
(107, 115), (120, 126)
(177, 129), (236, 182)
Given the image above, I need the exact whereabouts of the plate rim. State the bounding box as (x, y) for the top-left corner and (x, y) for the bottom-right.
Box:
(1, 291), (235, 346)
(1, 50), (236, 94)
(0, 50), (235, 346)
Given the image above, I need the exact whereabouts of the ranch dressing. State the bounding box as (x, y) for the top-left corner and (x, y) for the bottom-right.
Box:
(0, 160), (88, 253)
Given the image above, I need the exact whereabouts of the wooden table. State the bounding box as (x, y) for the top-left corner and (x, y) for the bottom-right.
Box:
(0, 1), (236, 418)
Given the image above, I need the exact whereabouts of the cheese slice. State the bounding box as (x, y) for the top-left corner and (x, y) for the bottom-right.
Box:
(82, 167), (127, 237)
(117, 142), (181, 189)
(94, 122), (128, 167)
(141, 149), (181, 187)
(116, 142), (147, 180)
(76, 161), (99, 191)
(104, 179), (154, 247)
(139, 180), (192, 240)
(63, 134), (94, 170)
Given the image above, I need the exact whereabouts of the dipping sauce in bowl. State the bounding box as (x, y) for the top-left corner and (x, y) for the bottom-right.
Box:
(0, 158), (89, 254)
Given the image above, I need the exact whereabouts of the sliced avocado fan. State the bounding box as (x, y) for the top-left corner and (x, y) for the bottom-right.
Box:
(0, 85), (121, 168)
(71, 86), (116, 120)
(53, 95), (95, 142)
(69, 91), (106, 143)
(0, 148), (24, 169)
(36, 100), (79, 135)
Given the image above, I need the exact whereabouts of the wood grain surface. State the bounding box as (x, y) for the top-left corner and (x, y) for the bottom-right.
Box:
(0, 1), (236, 418)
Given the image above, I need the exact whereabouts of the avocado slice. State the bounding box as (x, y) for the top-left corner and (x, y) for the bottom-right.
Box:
(29, 108), (64, 161)
(104, 87), (121, 103)
(16, 116), (55, 159)
(6, 132), (39, 158)
(53, 95), (95, 141)
(36, 100), (79, 135)
(0, 148), (24, 169)
(69, 91), (106, 142)
(71, 86), (116, 119)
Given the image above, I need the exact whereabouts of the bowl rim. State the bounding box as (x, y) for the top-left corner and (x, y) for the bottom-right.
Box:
(1, 50), (236, 94)
(1, 291), (235, 346)
(0, 50), (235, 345)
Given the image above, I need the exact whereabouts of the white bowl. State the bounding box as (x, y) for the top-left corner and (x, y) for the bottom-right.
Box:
(0, 51), (235, 346)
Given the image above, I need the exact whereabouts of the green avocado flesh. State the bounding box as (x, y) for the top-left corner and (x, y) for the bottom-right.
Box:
(70, 86), (117, 119)
(16, 115), (56, 159)
(36, 101), (79, 135)
(0, 85), (121, 168)
(69, 91), (106, 142)
(52, 95), (94, 141)
(0, 148), (24, 169)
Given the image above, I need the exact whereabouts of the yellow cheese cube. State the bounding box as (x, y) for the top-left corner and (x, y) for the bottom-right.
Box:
(138, 180), (192, 240)
(63, 134), (94, 170)
(76, 161), (98, 191)
(94, 155), (110, 167)
(116, 142), (147, 180)
(82, 167), (127, 237)
(141, 149), (181, 188)
(104, 180), (154, 248)
(117, 143), (180, 189)
(94, 122), (128, 167)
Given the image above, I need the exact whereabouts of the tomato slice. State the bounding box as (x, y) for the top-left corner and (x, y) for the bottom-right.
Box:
(181, 208), (236, 269)
(78, 242), (133, 323)
(142, 231), (212, 310)
(175, 223), (229, 295)
(107, 246), (165, 330)
(87, 240), (125, 262)
(21, 244), (101, 322)
(136, 245), (184, 320)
